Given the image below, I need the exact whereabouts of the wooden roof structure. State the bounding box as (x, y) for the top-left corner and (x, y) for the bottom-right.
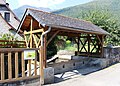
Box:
(17, 8), (109, 69)
(17, 8), (109, 83)
(18, 8), (108, 35)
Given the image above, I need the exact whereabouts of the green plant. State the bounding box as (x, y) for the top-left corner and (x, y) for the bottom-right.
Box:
(80, 10), (120, 46)
(0, 33), (20, 48)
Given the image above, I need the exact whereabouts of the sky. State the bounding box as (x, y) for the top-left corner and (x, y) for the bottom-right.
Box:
(7, 0), (93, 10)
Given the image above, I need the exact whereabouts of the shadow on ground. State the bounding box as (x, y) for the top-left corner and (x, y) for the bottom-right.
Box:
(54, 65), (103, 83)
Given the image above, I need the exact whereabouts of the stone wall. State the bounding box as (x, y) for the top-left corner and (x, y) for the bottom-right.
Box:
(103, 46), (120, 64)
(48, 57), (90, 74)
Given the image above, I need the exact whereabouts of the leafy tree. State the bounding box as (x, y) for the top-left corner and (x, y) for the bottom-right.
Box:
(78, 10), (120, 46)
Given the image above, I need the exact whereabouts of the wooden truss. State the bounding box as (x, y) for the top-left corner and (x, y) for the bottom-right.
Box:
(75, 33), (104, 57)
(24, 19), (43, 48)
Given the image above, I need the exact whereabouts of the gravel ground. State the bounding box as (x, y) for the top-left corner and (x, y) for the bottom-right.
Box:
(45, 63), (120, 86)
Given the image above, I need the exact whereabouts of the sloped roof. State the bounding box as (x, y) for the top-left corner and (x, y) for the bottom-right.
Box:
(0, 2), (20, 32)
(18, 8), (109, 35)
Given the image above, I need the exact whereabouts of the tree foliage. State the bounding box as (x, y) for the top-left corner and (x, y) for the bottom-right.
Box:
(79, 10), (120, 46)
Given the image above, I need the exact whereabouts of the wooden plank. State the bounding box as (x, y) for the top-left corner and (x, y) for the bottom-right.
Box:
(47, 30), (59, 46)
(101, 35), (104, 57)
(29, 19), (33, 48)
(28, 60), (31, 76)
(33, 34), (38, 48)
(0, 48), (39, 52)
(24, 32), (29, 48)
(34, 59), (37, 76)
(73, 38), (78, 44)
(15, 52), (18, 78)
(37, 37), (41, 47)
(1, 53), (4, 80)
(8, 52), (12, 79)
(39, 46), (44, 84)
(0, 75), (39, 83)
(21, 52), (25, 77)
(96, 35), (102, 44)
(88, 34), (90, 56)
(77, 37), (80, 52)
(24, 29), (43, 34)
(43, 34), (47, 68)
(27, 35), (32, 47)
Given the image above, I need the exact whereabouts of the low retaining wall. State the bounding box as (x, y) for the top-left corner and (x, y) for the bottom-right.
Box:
(48, 57), (90, 74)
(104, 46), (120, 64)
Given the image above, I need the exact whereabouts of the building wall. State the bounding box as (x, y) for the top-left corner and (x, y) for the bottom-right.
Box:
(0, 15), (23, 40)
(0, 4), (22, 39)
(0, 10), (20, 30)
(0, 15), (11, 34)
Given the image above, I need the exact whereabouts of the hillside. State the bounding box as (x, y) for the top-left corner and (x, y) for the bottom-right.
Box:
(53, 0), (120, 19)
(13, 5), (52, 19)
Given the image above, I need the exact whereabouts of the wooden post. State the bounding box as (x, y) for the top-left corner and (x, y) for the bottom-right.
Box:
(30, 19), (33, 48)
(77, 37), (80, 52)
(39, 46), (44, 85)
(21, 52), (25, 77)
(8, 52), (12, 79)
(15, 52), (18, 78)
(1, 53), (4, 80)
(43, 34), (47, 68)
(101, 35), (104, 57)
(28, 19), (33, 76)
(34, 58), (37, 76)
(88, 34), (90, 56)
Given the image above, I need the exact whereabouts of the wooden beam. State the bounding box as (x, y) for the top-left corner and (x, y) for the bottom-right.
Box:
(43, 34), (47, 68)
(34, 59), (37, 76)
(15, 52), (18, 78)
(37, 36), (41, 47)
(28, 60), (31, 76)
(21, 52), (25, 77)
(90, 39), (97, 53)
(1, 53), (4, 80)
(79, 39), (88, 52)
(47, 30), (59, 46)
(0, 75), (40, 83)
(88, 34), (90, 56)
(74, 38), (78, 44)
(96, 35), (102, 45)
(101, 35), (104, 57)
(24, 32), (29, 48)
(33, 34), (38, 48)
(24, 29), (43, 35)
(39, 46), (44, 84)
(8, 52), (12, 79)
(0, 48), (39, 52)
(30, 19), (33, 48)
(77, 37), (80, 52)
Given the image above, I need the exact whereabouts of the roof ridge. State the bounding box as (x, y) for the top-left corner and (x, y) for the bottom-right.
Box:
(27, 8), (92, 24)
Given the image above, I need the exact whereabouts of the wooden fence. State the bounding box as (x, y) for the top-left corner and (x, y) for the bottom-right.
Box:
(0, 48), (40, 83)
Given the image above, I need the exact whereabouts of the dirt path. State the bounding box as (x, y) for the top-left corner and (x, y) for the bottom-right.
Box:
(45, 63), (120, 86)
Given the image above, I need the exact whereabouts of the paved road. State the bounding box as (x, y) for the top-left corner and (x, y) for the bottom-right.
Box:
(46, 63), (120, 86)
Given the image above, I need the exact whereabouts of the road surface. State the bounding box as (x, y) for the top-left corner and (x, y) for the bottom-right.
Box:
(46, 63), (120, 86)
